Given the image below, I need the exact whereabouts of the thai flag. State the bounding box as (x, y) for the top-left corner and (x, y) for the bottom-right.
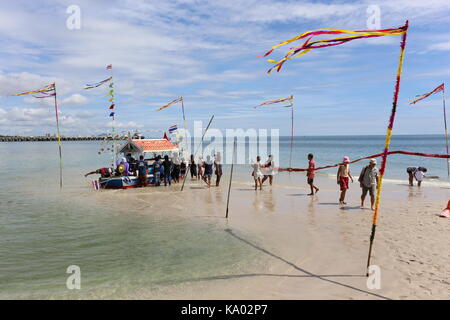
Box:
(168, 125), (177, 133)
(92, 180), (100, 190)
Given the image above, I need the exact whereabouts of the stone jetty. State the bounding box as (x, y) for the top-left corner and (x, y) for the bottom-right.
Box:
(0, 135), (127, 142)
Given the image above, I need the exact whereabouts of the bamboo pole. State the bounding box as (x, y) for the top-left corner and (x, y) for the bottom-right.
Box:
(53, 83), (63, 188)
(181, 97), (189, 159)
(442, 87), (449, 178)
(180, 115), (215, 191)
(289, 95), (294, 169)
(226, 139), (237, 219)
(366, 20), (409, 275)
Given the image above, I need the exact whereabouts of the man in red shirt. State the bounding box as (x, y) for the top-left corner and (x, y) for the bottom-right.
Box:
(307, 153), (319, 195)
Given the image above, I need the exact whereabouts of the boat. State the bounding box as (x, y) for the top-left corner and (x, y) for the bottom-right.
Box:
(98, 136), (179, 189)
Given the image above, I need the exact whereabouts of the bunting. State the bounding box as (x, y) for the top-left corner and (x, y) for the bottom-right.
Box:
(85, 65), (117, 167)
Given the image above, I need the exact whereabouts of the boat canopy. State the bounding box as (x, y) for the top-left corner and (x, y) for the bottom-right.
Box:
(118, 138), (179, 157)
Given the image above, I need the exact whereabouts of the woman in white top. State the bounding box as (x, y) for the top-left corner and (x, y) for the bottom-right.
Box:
(337, 156), (353, 205)
(414, 167), (427, 187)
(261, 155), (275, 186)
(251, 156), (263, 190)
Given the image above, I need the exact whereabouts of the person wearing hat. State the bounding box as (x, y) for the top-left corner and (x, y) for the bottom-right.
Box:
(414, 166), (427, 187)
(337, 156), (354, 205)
(358, 158), (379, 210)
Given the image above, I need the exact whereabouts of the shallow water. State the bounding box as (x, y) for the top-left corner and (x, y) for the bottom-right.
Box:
(1, 135), (449, 298)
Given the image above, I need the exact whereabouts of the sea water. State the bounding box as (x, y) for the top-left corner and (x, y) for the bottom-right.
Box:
(0, 135), (448, 298)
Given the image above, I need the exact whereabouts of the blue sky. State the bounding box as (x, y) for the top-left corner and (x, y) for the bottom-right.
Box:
(0, 0), (449, 136)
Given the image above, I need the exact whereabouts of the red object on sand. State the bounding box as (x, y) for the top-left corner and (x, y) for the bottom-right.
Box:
(439, 201), (450, 218)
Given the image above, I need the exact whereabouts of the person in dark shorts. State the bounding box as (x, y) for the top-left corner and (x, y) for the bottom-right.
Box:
(203, 155), (214, 188)
(307, 153), (319, 195)
(152, 155), (162, 187)
(359, 159), (379, 210)
(214, 152), (222, 187)
(189, 154), (197, 179)
(180, 158), (187, 180)
(406, 167), (417, 186)
(171, 152), (181, 183)
(137, 155), (148, 187)
(162, 155), (173, 186)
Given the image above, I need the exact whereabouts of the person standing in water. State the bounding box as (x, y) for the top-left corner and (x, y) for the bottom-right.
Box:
(358, 158), (379, 210)
(414, 167), (427, 187)
(189, 154), (197, 179)
(337, 156), (354, 205)
(172, 152), (181, 183)
(214, 152), (223, 187)
(251, 156), (263, 191)
(137, 155), (148, 187)
(307, 153), (319, 195)
(152, 155), (162, 187)
(180, 158), (187, 180)
(197, 156), (203, 181)
(261, 155), (275, 186)
(162, 155), (173, 186)
(203, 155), (214, 188)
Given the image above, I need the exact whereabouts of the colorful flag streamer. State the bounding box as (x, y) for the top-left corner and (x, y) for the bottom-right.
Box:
(260, 25), (408, 73)
(260, 21), (409, 274)
(156, 97), (189, 158)
(410, 83), (448, 177)
(10, 83), (63, 188)
(255, 95), (295, 168)
(409, 83), (444, 105)
(168, 125), (178, 133)
(156, 97), (183, 112)
(84, 77), (112, 90)
(254, 95), (293, 108)
(11, 83), (55, 96)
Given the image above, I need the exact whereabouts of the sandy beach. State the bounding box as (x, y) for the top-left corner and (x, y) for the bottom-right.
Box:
(79, 172), (450, 300)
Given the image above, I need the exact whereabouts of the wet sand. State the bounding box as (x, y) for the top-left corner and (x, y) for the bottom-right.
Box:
(97, 172), (450, 300)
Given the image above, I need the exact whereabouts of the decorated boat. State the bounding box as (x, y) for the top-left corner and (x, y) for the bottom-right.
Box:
(98, 136), (179, 189)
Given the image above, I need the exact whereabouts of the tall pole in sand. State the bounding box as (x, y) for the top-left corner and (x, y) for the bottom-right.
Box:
(180, 115), (215, 191)
(53, 83), (63, 189)
(180, 97), (189, 159)
(366, 20), (409, 275)
(289, 95), (294, 170)
(442, 86), (449, 178)
(225, 139), (237, 219)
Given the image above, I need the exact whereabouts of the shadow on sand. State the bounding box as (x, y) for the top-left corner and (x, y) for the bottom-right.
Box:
(156, 229), (390, 300)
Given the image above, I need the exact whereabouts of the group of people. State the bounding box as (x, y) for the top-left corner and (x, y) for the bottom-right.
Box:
(250, 153), (380, 210)
(86, 151), (430, 209)
(187, 153), (223, 187)
(85, 152), (223, 188)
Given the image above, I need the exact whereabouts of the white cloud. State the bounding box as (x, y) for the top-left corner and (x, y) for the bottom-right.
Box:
(61, 94), (88, 105)
(429, 42), (450, 51)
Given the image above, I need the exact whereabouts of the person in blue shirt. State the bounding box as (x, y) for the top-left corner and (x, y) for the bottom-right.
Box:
(152, 155), (162, 187)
